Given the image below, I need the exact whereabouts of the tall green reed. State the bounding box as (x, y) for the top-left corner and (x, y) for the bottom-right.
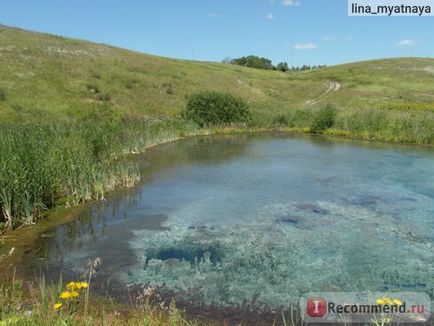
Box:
(0, 117), (197, 231)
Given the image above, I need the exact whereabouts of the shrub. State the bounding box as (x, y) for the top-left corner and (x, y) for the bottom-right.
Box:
(183, 91), (250, 127)
(272, 114), (290, 127)
(310, 105), (337, 133)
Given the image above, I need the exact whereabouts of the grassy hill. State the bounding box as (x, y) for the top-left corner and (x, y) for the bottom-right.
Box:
(1, 25), (434, 124)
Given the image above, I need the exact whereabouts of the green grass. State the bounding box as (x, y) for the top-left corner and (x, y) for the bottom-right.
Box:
(0, 116), (201, 230)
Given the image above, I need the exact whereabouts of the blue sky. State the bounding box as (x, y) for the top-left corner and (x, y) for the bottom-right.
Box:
(0, 0), (432, 65)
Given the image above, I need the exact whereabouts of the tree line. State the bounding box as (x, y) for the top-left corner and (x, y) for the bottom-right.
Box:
(222, 55), (326, 72)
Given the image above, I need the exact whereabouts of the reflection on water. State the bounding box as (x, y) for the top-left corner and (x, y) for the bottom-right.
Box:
(20, 134), (434, 309)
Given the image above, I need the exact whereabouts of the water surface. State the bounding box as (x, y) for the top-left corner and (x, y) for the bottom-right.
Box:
(22, 134), (434, 309)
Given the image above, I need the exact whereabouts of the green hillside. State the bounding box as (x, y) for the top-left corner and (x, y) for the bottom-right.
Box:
(1, 25), (434, 124)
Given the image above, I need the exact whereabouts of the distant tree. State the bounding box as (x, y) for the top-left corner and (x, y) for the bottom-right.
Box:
(228, 55), (327, 72)
(222, 57), (232, 64)
(276, 62), (289, 72)
(231, 55), (274, 70)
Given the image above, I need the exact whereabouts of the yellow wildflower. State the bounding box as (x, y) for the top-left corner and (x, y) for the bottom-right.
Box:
(60, 291), (72, 300)
(392, 298), (402, 305)
(60, 290), (79, 300)
(382, 296), (393, 305)
(66, 282), (78, 290)
(65, 281), (88, 291)
(69, 291), (79, 299)
(53, 302), (63, 310)
(376, 298), (386, 305)
(76, 282), (89, 289)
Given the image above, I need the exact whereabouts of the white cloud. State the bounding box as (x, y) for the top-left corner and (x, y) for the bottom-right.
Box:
(396, 39), (415, 46)
(345, 36), (354, 41)
(208, 13), (219, 18)
(282, 0), (300, 6)
(322, 36), (335, 41)
(266, 13), (274, 19)
(294, 43), (317, 50)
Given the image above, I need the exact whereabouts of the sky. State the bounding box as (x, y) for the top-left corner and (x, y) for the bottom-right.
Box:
(0, 0), (433, 66)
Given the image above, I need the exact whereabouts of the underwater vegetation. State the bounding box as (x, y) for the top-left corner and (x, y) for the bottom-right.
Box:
(124, 199), (434, 310)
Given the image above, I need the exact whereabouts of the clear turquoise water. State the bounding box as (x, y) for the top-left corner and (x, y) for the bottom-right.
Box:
(32, 134), (434, 309)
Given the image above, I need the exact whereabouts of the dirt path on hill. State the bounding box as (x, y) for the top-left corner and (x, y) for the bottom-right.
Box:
(304, 81), (341, 107)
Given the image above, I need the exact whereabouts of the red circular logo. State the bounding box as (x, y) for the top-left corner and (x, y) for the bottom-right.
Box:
(307, 297), (327, 317)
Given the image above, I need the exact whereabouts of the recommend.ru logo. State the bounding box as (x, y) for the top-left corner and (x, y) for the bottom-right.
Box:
(300, 292), (431, 323)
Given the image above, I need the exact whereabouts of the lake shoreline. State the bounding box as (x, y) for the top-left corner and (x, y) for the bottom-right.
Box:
(1, 126), (432, 259)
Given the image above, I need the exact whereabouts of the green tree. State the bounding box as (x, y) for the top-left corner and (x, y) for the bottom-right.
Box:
(276, 62), (289, 72)
(231, 55), (274, 70)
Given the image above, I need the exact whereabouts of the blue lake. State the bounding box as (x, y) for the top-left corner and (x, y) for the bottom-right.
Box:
(27, 134), (434, 309)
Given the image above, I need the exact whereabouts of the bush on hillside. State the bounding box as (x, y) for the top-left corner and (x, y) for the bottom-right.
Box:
(311, 105), (337, 133)
(183, 91), (250, 127)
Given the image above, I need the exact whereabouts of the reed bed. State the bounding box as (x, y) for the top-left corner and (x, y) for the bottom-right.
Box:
(0, 118), (199, 231)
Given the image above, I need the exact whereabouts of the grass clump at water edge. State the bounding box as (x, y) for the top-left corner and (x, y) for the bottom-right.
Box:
(0, 116), (200, 232)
